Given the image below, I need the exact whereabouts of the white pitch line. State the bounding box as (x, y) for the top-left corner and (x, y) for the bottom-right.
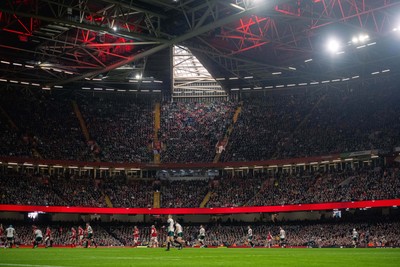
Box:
(0, 264), (71, 267)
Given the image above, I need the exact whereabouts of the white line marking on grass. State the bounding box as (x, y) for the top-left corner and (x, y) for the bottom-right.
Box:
(0, 264), (71, 267)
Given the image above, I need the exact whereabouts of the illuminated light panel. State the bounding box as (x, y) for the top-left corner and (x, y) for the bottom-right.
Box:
(382, 69), (390, 73)
(24, 65), (34, 68)
(352, 76), (360, 79)
(54, 85), (63, 88)
(298, 83), (307, 86)
(0, 79), (7, 82)
(275, 85), (284, 88)
(153, 90), (161, 92)
(129, 80), (139, 83)
(53, 68), (62, 72)
(20, 82), (29, 85)
(117, 89), (126, 92)
(332, 79), (340, 82)
(13, 63), (22, 66)
(82, 87), (91, 90)
(336, 51), (345, 55)
(94, 88), (103, 91)
(272, 72), (282, 75)
(242, 87), (251, 90)
(229, 77), (239, 80)
(105, 88), (114, 91)
(92, 78), (102, 81)
(326, 38), (341, 53)
(42, 87), (51, 90)
(356, 45), (366, 49)
(265, 86), (273, 89)
(10, 80), (19, 83)
(141, 89), (150, 92)
(310, 82), (319, 85)
(244, 76), (253, 79)
(31, 83), (40, 86)
(371, 71), (380, 75)
(367, 42), (376, 46)
(230, 88), (239, 91)
(1, 61), (10, 64)
(129, 90), (138, 92)
(342, 78), (350, 81)
(254, 87), (262, 90)
(230, 3), (245, 11)
(215, 77), (225, 81)
(288, 67), (296, 71)
(304, 59), (313, 63)
(154, 80), (163, 83)
(64, 71), (74, 75)
(142, 80), (151, 83)
(287, 84), (296, 87)
(321, 80), (330, 83)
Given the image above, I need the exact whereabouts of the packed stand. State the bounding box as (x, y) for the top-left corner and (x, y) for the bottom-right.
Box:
(222, 91), (323, 162)
(78, 94), (153, 163)
(207, 173), (268, 207)
(0, 89), (89, 161)
(160, 101), (236, 163)
(104, 177), (154, 208)
(248, 167), (400, 206)
(275, 84), (400, 158)
(160, 180), (210, 208)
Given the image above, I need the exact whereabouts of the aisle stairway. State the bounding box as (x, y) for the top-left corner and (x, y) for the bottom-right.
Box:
(105, 194), (113, 208)
(153, 191), (161, 208)
(153, 103), (161, 164)
(200, 191), (212, 208)
(213, 103), (242, 163)
(71, 101), (90, 142)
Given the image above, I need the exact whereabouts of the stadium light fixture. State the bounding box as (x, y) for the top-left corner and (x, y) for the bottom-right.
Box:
(326, 38), (341, 53)
(352, 34), (369, 44)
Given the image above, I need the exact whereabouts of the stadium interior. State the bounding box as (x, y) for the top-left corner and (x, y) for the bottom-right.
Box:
(1, 0), (400, 255)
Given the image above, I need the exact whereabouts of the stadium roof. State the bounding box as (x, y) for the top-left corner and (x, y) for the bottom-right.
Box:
(0, 0), (400, 95)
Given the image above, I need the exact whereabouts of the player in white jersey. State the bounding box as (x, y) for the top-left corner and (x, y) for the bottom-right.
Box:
(352, 229), (359, 248)
(198, 225), (206, 248)
(247, 226), (255, 248)
(279, 227), (286, 248)
(32, 226), (43, 248)
(85, 223), (97, 248)
(165, 215), (175, 251)
(175, 222), (185, 250)
(5, 225), (15, 248)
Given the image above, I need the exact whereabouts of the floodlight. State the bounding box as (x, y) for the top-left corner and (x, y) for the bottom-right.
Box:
(327, 38), (340, 53)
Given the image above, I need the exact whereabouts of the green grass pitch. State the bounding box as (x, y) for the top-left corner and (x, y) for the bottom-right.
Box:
(1, 248), (400, 267)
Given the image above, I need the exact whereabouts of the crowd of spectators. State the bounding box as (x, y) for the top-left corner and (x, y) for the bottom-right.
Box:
(0, 166), (399, 208)
(0, 89), (89, 161)
(2, 84), (400, 164)
(160, 180), (210, 208)
(223, 84), (400, 162)
(78, 94), (154, 163)
(160, 101), (236, 163)
(207, 173), (268, 207)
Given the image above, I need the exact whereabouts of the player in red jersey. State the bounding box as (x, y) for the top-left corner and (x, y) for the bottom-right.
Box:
(69, 227), (77, 247)
(150, 225), (159, 248)
(133, 226), (139, 246)
(265, 231), (273, 248)
(44, 226), (52, 248)
(78, 226), (84, 246)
